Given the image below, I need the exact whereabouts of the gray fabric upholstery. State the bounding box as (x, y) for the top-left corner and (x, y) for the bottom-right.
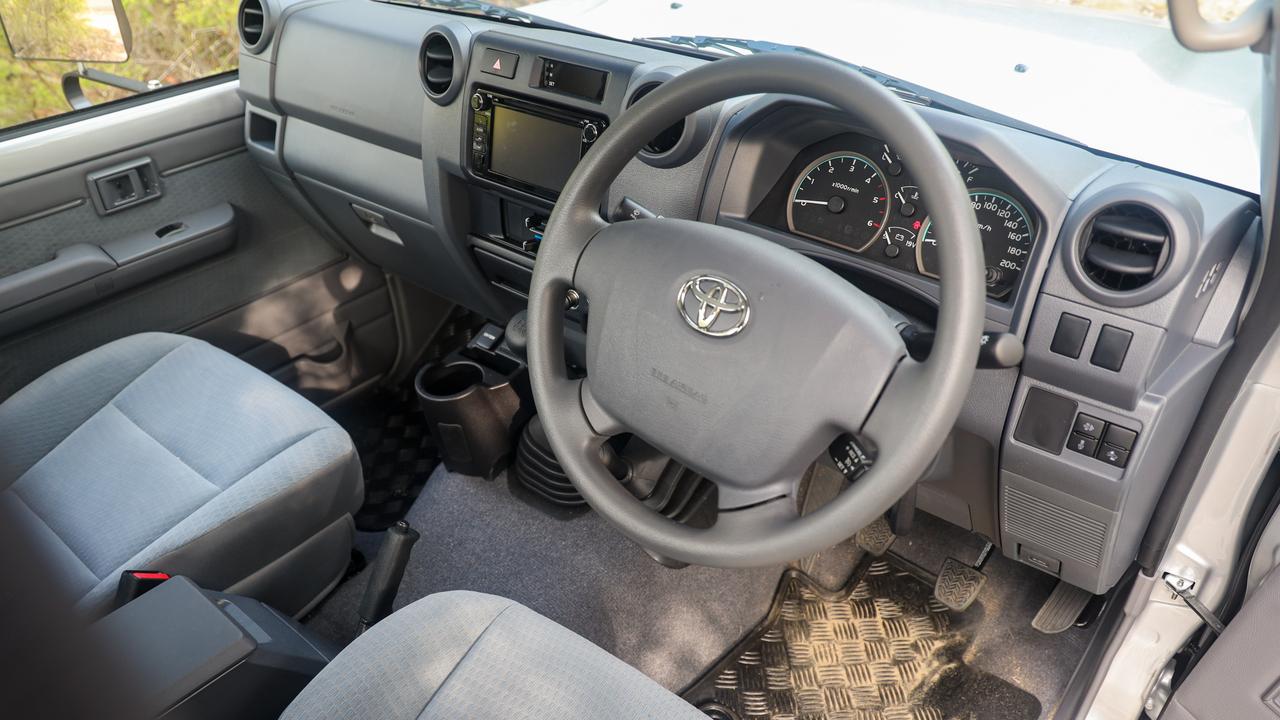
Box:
(284, 591), (707, 720)
(0, 332), (362, 616)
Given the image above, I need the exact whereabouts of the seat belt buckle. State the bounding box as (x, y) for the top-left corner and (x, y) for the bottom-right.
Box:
(114, 570), (172, 609)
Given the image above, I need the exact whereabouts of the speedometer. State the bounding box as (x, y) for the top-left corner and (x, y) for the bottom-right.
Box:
(787, 152), (890, 253)
(916, 190), (1034, 299)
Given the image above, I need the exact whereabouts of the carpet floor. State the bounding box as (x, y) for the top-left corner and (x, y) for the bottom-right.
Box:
(306, 465), (786, 691)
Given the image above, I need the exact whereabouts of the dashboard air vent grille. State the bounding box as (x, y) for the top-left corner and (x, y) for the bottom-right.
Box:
(1079, 203), (1170, 292)
(422, 32), (456, 98)
(238, 0), (266, 51)
(629, 82), (685, 155)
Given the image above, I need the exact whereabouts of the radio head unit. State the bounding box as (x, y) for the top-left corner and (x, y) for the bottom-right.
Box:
(469, 88), (607, 201)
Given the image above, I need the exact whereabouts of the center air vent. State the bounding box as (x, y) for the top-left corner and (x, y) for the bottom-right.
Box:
(629, 82), (685, 156)
(238, 0), (268, 53)
(1079, 203), (1170, 292)
(421, 30), (459, 104)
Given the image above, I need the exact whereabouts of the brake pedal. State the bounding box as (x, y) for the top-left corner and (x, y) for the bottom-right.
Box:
(1031, 580), (1095, 634)
(934, 542), (993, 611)
(856, 516), (896, 556)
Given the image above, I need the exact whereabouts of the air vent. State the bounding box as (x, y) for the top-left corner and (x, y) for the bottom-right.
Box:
(421, 31), (457, 102)
(1079, 203), (1171, 292)
(629, 82), (685, 156)
(238, 0), (268, 53)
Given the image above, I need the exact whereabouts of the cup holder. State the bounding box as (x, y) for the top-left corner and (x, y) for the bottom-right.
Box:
(418, 363), (484, 399)
(414, 359), (526, 478)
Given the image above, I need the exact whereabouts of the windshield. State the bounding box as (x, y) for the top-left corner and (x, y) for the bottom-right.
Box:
(477, 0), (1262, 193)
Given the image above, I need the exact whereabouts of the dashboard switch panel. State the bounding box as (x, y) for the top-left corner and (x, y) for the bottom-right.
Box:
(1050, 313), (1091, 359)
(1013, 387), (1078, 455)
(1067, 412), (1138, 466)
(1090, 324), (1133, 371)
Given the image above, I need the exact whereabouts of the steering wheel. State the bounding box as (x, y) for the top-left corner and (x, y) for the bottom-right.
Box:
(527, 53), (985, 568)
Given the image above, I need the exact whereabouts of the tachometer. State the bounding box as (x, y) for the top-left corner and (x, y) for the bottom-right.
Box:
(916, 190), (1034, 299)
(787, 152), (890, 253)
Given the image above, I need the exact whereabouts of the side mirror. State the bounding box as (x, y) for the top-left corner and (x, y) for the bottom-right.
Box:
(0, 0), (133, 63)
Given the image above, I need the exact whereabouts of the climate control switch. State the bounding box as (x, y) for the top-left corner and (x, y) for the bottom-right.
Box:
(1067, 411), (1139, 469)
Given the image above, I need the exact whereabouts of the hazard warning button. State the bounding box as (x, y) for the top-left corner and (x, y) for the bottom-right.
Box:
(480, 48), (518, 79)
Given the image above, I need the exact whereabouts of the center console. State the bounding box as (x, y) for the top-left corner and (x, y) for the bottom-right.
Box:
(93, 576), (335, 719)
(456, 41), (644, 318)
(467, 87), (608, 202)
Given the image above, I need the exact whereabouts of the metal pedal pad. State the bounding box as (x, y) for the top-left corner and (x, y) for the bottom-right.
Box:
(934, 556), (987, 611)
(856, 516), (896, 556)
(1031, 580), (1094, 634)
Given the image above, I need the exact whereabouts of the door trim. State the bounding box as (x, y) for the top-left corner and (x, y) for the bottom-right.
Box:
(0, 79), (243, 189)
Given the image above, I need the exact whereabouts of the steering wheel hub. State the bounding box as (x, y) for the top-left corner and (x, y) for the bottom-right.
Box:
(576, 218), (906, 508)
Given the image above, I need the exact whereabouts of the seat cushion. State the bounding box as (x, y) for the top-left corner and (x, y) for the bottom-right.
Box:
(282, 591), (707, 720)
(0, 333), (362, 616)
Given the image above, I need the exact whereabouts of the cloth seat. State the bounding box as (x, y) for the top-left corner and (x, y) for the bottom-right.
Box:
(282, 591), (707, 719)
(0, 332), (362, 617)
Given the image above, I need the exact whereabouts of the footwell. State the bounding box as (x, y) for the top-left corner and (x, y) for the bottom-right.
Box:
(684, 558), (1041, 720)
(331, 385), (439, 531)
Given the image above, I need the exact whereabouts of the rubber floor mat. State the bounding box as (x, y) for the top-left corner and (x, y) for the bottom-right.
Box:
(685, 559), (1041, 720)
(333, 385), (439, 531)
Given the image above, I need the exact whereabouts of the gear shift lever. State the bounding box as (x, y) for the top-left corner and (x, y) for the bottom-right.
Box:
(504, 310), (528, 360)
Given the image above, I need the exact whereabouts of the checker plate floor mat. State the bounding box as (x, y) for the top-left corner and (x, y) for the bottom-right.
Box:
(684, 559), (1041, 720)
(334, 385), (439, 531)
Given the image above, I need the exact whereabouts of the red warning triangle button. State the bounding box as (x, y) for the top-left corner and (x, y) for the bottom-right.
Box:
(482, 50), (516, 78)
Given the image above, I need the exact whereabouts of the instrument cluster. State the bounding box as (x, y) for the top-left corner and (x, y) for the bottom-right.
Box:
(751, 132), (1037, 301)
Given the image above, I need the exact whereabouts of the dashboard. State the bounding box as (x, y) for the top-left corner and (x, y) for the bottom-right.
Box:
(748, 133), (1038, 302)
(237, 0), (1260, 596)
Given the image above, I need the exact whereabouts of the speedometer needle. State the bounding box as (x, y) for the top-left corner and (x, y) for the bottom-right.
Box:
(793, 199), (828, 205)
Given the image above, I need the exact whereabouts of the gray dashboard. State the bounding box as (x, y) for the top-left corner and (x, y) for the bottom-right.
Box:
(236, 0), (1260, 593)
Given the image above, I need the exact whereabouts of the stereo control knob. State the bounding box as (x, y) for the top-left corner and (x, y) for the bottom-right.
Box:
(470, 92), (488, 111)
(581, 122), (600, 143)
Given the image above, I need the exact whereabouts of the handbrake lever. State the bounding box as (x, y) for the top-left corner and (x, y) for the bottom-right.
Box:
(357, 521), (420, 633)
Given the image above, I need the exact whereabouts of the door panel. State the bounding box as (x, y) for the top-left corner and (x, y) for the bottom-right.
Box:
(0, 79), (395, 404)
(1162, 570), (1280, 720)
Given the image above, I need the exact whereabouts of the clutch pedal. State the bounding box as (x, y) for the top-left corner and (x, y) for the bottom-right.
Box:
(934, 542), (993, 611)
(856, 516), (896, 556)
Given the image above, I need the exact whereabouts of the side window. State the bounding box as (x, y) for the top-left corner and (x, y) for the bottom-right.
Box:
(0, 0), (238, 133)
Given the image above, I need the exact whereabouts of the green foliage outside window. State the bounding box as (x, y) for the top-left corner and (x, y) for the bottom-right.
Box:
(0, 0), (238, 131)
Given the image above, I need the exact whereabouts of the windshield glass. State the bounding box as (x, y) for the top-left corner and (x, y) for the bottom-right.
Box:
(480, 0), (1262, 193)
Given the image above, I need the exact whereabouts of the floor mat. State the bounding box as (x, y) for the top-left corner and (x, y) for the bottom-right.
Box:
(332, 385), (439, 531)
(304, 466), (784, 691)
(685, 559), (1042, 720)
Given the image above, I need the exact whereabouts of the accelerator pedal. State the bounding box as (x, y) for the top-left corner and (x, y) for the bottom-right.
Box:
(1031, 580), (1095, 634)
(856, 516), (896, 556)
(934, 542), (993, 612)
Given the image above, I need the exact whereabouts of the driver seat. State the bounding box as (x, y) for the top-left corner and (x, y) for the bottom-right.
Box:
(282, 591), (706, 719)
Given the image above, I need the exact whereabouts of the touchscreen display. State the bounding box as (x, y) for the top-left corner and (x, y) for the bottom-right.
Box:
(489, 106), (583, 193)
